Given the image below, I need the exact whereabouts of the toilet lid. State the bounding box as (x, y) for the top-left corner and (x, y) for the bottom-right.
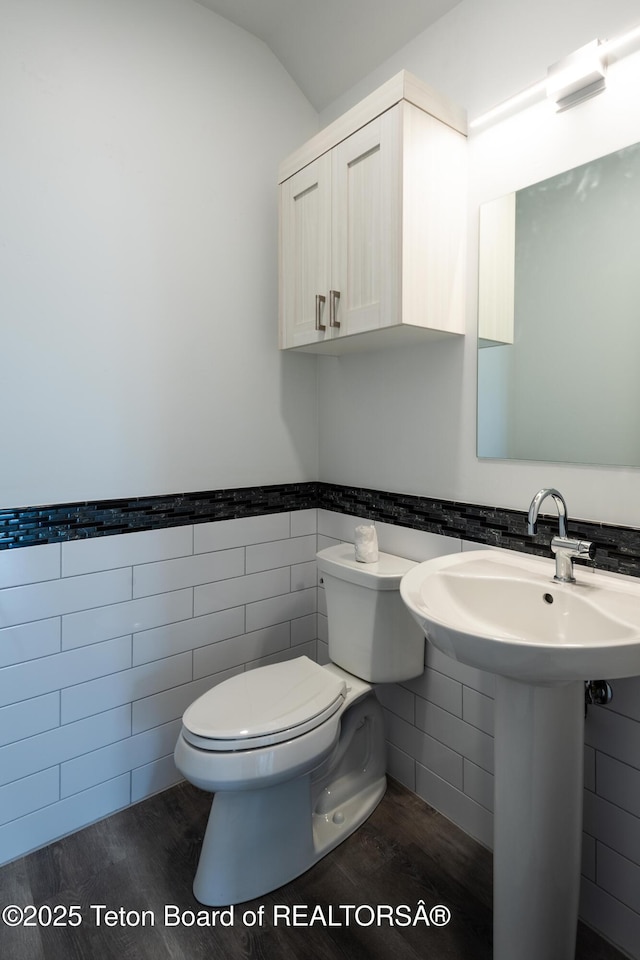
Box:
(182, 657), (347, 751)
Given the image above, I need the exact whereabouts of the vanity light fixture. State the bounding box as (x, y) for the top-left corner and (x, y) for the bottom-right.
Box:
(469, 78), (547, 130)
(545, 40), (606, 112)
(604, 22), (640, 58)
(470, 21), (640, 130)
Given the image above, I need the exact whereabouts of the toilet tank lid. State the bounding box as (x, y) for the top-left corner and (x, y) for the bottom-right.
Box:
(316, 543), (417, 590)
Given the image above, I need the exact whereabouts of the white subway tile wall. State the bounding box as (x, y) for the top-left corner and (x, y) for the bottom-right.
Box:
(316, 510), (640, 960)
(1, 506), (640, 958)
(0, 510), (318, 865)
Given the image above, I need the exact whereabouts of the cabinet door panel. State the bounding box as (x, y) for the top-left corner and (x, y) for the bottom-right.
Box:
(347, 144), (380, 311)
(332, 108), (401, 336)
(279, 155), (331, 348)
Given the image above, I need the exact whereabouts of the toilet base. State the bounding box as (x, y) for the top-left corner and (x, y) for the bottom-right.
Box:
(192, 693), (386, 906)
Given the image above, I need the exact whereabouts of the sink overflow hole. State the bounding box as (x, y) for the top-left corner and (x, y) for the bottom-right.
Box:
(543, 593), (554, 604)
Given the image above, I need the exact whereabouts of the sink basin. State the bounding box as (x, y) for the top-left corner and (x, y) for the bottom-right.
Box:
(400, 548), (640, 684)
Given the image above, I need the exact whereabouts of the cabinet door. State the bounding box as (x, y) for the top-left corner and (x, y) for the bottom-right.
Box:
(279, 154), (331, 349)
(331, 107), (401, 337)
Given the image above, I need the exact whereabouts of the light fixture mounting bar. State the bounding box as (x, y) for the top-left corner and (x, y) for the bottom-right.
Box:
(545, 39), (607, 112)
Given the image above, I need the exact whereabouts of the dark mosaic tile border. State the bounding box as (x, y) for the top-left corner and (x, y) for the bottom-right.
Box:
(316, 483), (640, 579)
(0, 483), (318, 550)
(2, 480), (640, 579)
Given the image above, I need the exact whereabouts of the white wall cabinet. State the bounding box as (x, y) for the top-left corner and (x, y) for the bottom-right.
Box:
(278, 72), (467, 354)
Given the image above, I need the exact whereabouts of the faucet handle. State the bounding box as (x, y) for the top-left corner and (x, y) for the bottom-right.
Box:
(551, 537), (596, 561)
(551, 537), (596, 581)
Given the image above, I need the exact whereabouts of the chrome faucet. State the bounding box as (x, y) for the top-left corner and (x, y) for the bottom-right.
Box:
(527, 488), (595, 583)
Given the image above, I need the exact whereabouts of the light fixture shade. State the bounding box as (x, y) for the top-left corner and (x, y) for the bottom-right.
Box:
(546, 40), (607, 111)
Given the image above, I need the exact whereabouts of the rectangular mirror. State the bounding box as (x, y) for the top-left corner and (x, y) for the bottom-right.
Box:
(477, 138), (640, 466)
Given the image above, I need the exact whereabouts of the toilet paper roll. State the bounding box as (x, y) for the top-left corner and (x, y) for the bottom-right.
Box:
(354, 524), (379, 563)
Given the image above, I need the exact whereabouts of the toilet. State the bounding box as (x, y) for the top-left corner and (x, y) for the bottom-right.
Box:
(174, 542), (425, 906)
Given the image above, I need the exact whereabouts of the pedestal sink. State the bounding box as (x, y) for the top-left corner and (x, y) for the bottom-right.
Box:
(400, 548), (640, 960)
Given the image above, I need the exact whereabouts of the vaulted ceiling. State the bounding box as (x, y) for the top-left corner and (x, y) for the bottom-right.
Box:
(193, 0), (463, 111)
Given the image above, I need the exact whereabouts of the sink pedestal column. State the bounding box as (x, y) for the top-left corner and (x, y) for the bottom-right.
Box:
(493, 677), (584, 960)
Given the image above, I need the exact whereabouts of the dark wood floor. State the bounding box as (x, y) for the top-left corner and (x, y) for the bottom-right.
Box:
(0, 779), (627, 960)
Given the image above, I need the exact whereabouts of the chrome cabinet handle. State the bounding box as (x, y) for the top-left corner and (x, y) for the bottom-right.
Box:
(329, 289), (341, 328)
(315, 294), (326, 331)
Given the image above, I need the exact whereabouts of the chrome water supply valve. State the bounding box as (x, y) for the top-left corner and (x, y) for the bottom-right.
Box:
(584, 680), (613, 716)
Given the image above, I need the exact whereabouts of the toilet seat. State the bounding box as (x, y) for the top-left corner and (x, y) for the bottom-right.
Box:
(182, 657), (347, 752)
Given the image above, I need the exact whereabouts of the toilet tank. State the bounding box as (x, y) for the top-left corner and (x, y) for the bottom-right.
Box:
(317, 543), (425, 683)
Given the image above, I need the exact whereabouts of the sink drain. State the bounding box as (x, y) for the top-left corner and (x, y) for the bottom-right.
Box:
(543, 593), (554, 604)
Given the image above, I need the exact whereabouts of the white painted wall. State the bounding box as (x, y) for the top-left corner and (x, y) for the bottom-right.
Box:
(0, 0), (319, 509)
(317, 0), (640, 527)
(319, 0), (640, 126)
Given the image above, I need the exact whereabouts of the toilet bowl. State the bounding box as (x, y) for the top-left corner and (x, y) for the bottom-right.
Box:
(174, 543), (425, 906)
